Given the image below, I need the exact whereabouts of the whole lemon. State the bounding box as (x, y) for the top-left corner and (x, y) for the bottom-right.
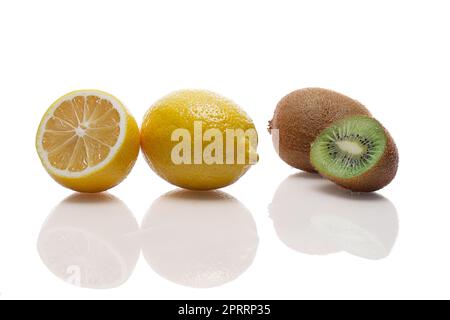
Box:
(141, 90), (258, 190)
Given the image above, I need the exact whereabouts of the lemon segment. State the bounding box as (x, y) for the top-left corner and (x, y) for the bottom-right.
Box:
(36, 90), (140, 193)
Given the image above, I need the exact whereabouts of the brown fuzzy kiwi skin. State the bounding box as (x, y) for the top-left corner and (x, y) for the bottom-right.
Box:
(315, 124), (399, 192)
(269, 88), (371, 173)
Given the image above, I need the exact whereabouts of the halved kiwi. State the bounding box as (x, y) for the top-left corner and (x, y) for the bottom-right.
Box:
(269, 88), (371, 172)
(310, 115), (398, 192)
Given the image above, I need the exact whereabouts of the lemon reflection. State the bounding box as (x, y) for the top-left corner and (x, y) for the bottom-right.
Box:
(270, 173), (399, 260)
(37, 193), (140, 289)
(141, 190), (259, 288)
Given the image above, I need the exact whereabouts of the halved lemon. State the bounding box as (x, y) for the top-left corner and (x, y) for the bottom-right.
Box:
(36, 90), (140, 193)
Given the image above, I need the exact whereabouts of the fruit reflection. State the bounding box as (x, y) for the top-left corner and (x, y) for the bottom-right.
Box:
(141, 190), (259, 288)
(270, 173), (398, 260)
(37, 193), (140, 289)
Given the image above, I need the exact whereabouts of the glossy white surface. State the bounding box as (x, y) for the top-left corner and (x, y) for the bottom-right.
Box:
(0, 0), (449, 300)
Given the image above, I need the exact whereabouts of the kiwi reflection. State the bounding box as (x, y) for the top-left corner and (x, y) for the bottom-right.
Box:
(270, 173), (399, 260)
(37, 193), (140, 289)
(141, 190), (259, 288)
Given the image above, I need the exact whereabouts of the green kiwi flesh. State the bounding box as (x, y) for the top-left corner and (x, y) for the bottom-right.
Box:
(311, 115), (398, 192)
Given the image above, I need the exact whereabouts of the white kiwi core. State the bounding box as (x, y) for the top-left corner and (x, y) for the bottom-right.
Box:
(336, 140), (364, 156)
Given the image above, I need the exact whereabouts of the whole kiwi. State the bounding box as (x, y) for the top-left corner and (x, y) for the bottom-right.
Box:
(269, 88), (371, 172)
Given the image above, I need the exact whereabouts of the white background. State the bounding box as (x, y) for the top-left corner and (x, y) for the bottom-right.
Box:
(0, 0), (449, 300)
